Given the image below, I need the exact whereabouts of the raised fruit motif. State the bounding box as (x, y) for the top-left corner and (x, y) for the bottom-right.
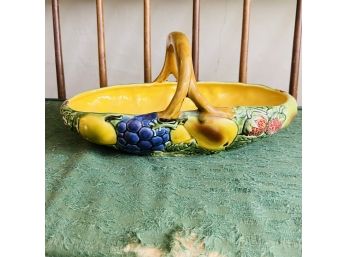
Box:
(170, 125), (192, 144)
(116, 113), (170, 153)
(243, 114), (268, 136)
(184, 116), (238, 151)
(266, 118), (283, 135)
(79, 114), (117, 145)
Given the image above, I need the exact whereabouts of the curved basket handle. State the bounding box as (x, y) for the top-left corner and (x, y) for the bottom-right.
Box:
(154, 32), (232, 120)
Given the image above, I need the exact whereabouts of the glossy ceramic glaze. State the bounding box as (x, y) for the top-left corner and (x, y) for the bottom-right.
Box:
(61, 32), (297, 155)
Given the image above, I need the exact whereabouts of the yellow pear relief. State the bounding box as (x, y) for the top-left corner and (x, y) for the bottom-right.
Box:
(79, 114), (117, 145)
(184, 116), (238, 151)
(170, 125), (193, 144)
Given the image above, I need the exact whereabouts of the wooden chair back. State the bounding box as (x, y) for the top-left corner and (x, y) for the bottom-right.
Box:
(51, 0), (301, 100)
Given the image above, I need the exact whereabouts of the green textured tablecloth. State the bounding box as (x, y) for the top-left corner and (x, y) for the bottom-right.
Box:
(45, 100), (302, 257)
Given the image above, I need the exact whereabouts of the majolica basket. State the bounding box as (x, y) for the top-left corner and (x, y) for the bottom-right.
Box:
(61, 32), (297, 155)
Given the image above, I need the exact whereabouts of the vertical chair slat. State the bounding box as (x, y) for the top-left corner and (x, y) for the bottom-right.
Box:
(144, 0), (152, 83)
(239, 0), (251, 83)
(192, 0), (200, 80)
(52, 0), (66, 100)
(96, 0), (108, 87)
(289, 0), (302, 99)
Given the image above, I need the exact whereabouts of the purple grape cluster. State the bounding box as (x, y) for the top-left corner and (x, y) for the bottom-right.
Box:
(116, 113), (170, 154)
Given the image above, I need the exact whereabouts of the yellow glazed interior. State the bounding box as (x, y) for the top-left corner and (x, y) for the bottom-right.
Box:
(67, 82), (290, 114)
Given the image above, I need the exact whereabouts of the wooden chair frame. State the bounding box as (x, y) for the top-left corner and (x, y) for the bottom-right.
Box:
(51, 0), (301, 100)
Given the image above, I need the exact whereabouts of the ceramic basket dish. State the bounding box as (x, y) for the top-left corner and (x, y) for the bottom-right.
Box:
(61, 32), (297, 155)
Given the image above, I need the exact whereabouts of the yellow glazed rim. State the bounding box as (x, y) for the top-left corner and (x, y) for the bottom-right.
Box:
(66, 81), (297, 126)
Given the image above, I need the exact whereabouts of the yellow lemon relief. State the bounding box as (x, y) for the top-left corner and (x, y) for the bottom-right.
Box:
(79, 114), (116, 145)
(184, 116), (238, 151)
(170, 125), (193, 144)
